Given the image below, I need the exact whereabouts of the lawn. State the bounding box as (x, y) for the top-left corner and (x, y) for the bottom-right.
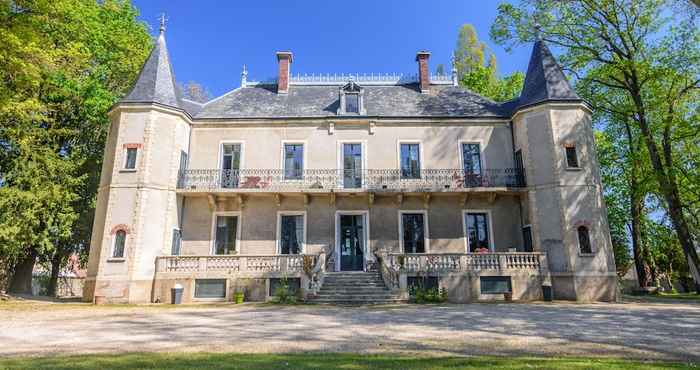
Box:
(624, 292), (700, 304)
(0, 353), (693, 370)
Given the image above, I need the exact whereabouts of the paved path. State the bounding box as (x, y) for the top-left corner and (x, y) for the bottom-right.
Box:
(1, 301), (698, 361)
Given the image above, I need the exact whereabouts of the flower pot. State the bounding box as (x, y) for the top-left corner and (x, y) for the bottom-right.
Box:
(234, 292), (244, 304)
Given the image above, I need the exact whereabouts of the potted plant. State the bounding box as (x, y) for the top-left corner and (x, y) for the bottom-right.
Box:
(234, 289), (245, 304)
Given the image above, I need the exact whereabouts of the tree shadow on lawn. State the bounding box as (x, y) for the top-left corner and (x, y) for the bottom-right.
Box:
(0, 352), (692, 370)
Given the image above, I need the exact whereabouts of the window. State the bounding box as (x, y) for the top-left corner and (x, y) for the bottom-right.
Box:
(345, 94), (359, 113)
(400, 143), (421, 179)
(269, 278), (301, 297)
(480, 276), (512, 294)
(221, 143), (241, 188)
(124, 148), (137, 169)
(565, 146), (579, 168)
(214, 215), (238, 255)
(465, 212), (491, 252)
(171, 229), (181, 255)
(514, 149), (526, 186)
(279, 214), (304, 254)
(461, 143), (482, 174)
(113, 230), (126, 258)
(401, 212), (426, 253)
(522, 226), (533, 252)
(178, 151), (188, 188)
(283, 143), (304, 180)
(194, 279), (226, 299)
(578, 226), (592, 254)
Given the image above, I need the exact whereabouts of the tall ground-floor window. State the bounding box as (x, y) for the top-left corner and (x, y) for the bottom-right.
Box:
(279, 213), (305, 254)
(214, 214), (238, 255)
(401, 212), (426, 253)
(464, 212), (491, 252)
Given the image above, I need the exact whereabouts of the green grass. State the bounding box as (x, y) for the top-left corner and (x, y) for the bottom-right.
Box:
(0, 353), (694, 370)
(624, 292), (700, 303)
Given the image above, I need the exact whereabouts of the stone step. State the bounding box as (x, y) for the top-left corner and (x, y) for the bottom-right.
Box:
(318, 287), (390, 293)
(309, 298), (407, 305)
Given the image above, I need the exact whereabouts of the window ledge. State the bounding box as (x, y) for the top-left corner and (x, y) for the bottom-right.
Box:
(120, 169), (137, 173)
(565, 167), (583, 171)
(578, 252), (595, 257)
(106, 258), (126, 263)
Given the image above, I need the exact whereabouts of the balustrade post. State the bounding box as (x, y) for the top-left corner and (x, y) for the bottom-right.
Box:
(498, 254), (508, 270)
(198, 257), (207, 272)
(239, 256), (248, 273)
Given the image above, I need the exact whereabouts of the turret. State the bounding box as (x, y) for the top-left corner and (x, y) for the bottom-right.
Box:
(84, 18), (192, 303)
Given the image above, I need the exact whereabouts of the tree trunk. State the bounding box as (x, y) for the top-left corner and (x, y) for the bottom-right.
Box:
(630, 89), (700, 294)
(47, 252), (62, 297)
(8, 249), (37, 295)
(630, 196), (651, 287)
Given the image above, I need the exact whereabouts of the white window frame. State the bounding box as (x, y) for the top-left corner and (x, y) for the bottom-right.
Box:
(110, 230), (128, 260)
(334, 210), (370, 272)
(457, 140), (486, 172)
(576, 225), (595, 256)
(398, 210), (430, 253)
(280, 140), (307, 181)
(122, 147), (138, 171)
(276, 211), (307, 254)
(210, 211), (242, 255)
(462, 209), (495, 252)
(396, 140), (424, 180)
(564, 145), (581, 169)
(336, 140), (368, 189)
(217, 140), (246, 171)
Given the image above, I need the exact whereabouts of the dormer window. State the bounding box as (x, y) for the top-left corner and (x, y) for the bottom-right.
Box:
(346, 93), (359, 113)
(338, 80), (366, 115)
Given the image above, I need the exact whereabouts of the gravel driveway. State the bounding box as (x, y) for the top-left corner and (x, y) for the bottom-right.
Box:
(1, 301), (698, 361)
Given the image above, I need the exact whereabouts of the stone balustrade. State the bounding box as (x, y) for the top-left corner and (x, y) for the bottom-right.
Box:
(156, 254), (314, 276)
(387, 252), (547, 273)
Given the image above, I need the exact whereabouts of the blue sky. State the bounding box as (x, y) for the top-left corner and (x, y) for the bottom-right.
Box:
(131, 0), (530, 98)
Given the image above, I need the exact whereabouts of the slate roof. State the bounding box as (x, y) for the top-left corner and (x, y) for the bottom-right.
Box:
(121, 32), (182, 108)
(515, 40), (581, 110)
(194, 84), (512, 119)
(119, 32), (580, 119)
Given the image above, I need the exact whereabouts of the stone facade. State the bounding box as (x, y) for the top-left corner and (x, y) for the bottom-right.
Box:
(84, 29), (616, 304)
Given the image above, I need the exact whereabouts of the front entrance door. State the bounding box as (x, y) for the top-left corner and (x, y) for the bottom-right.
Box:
(339, 214), (365, 271)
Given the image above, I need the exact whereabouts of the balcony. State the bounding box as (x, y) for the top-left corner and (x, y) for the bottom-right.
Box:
(155, 254), (315, 277)
(177, 168), (525, 194)
(386, 252), (547, 273)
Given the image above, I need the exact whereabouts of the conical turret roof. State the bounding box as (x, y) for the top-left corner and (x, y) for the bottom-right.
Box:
(517, 40), (580, 109)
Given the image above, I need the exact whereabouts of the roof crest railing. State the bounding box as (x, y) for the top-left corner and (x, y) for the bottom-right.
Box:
(245, 73), (453, 87)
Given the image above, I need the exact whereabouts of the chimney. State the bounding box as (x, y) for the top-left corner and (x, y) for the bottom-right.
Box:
(276, 51), (293, 94)
(416, 51), (431, 93)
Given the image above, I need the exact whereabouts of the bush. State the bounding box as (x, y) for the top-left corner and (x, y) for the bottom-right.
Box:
(273, 276), (297, 304)
(409, 285), (448, 304)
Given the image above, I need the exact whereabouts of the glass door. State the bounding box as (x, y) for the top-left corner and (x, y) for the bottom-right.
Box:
(221, 144), (241, 188)
(339, 214), (364, 271)
(343, 143), (362, 188)
(461, 143), (482, 187)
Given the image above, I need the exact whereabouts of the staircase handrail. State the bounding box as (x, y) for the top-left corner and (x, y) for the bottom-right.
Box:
(374, 250), (400, 292)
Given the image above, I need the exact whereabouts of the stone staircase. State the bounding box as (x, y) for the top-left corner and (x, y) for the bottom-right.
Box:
(307, 271), (406, 305)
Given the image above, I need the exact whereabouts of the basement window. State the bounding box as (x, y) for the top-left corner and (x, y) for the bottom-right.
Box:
(480, 276), (512, 294)
(194, 279), (226, 299)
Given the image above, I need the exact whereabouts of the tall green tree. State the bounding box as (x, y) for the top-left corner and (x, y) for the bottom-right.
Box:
(453, 24), (524, 101)
(0, 0), (151, 294)
(491, 0), (700, 292)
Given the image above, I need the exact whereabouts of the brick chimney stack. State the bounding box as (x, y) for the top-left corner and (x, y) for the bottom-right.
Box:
(416, 51), (431, 93)
(276, 51), (293, 94)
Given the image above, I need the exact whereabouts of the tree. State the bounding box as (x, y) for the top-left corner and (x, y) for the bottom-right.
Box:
(453, 24), (524, 101)
(180, 81), (211, 103)
(0, 0), (152, 294)
(491, 0), (700, 292)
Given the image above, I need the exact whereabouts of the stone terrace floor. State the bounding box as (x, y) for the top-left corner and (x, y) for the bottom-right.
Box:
(1, 299), (698, 362)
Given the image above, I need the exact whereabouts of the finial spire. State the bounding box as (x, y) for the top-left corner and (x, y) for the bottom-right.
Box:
(241, 64), (248, 87)
(159, 13), (166, 35)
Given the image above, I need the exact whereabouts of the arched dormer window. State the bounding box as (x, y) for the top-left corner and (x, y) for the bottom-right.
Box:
(338, 80), (366, 115)
(577, 226), (592, 254)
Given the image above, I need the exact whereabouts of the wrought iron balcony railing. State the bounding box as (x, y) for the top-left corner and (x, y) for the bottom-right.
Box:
(177, 168), (525, 192)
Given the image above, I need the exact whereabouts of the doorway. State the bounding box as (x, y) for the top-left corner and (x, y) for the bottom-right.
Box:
(335, 212), (368, 271)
